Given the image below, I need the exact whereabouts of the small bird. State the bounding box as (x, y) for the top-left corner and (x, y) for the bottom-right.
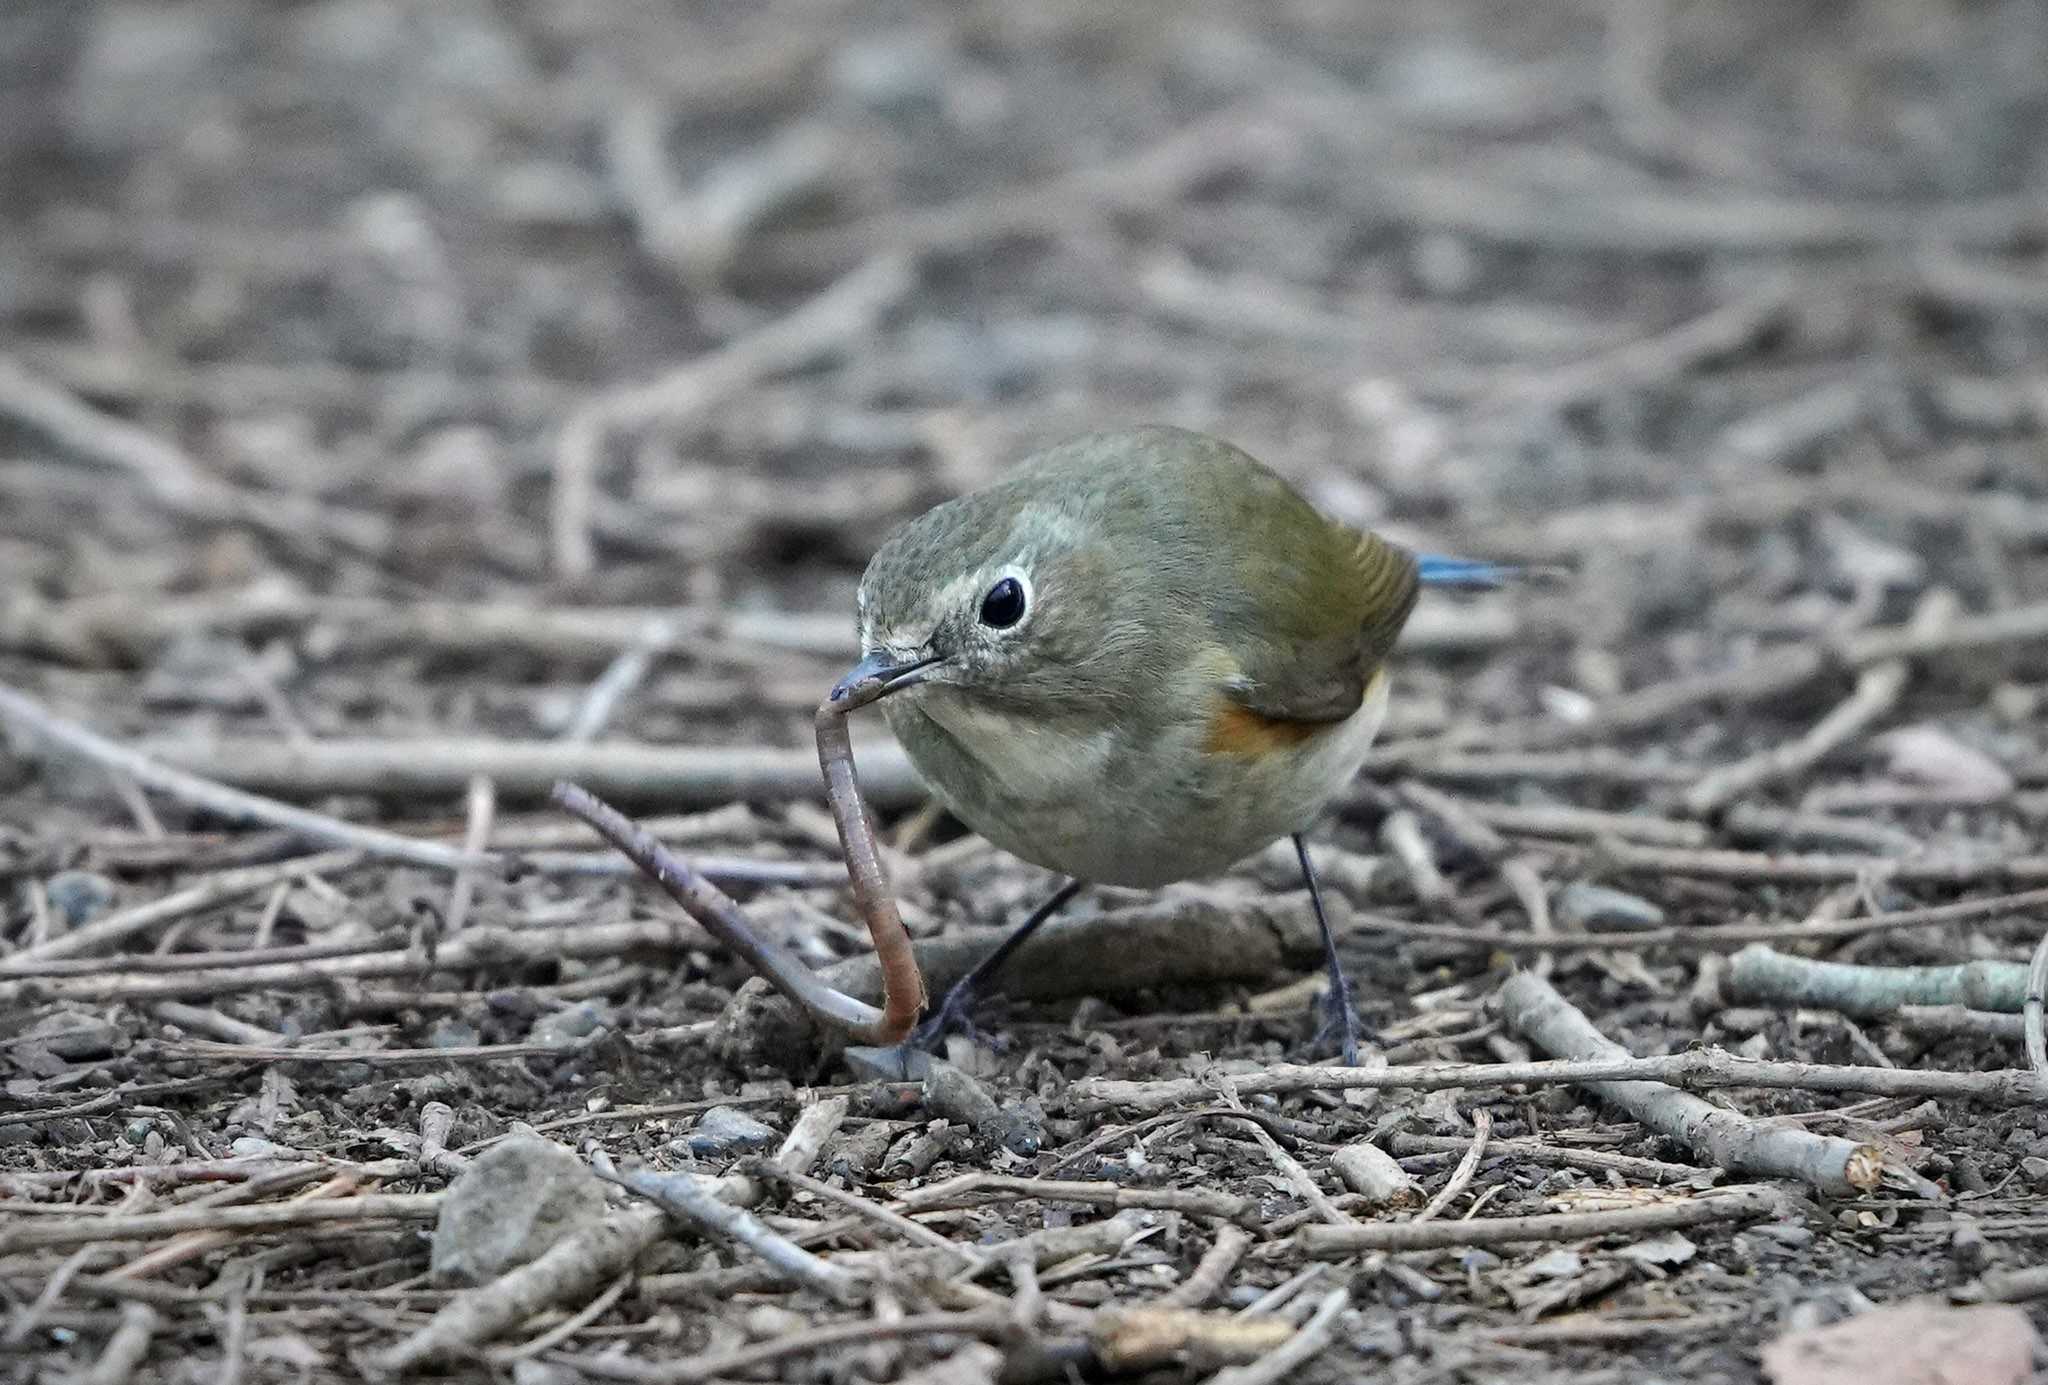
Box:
(833, 425), (1513, 1062)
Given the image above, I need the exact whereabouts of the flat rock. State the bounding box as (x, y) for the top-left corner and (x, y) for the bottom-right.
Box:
(429, 1135), (604, 1286)
(679, 1105), (778, 1158)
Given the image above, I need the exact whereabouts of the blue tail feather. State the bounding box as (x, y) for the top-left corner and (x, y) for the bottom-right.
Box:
(1416, 554), (1521, 589)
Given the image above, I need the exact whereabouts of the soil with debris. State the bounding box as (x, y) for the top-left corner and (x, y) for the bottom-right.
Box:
(5, 3), (2048, 1383)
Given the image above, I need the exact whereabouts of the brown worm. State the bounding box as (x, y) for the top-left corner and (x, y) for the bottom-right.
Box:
(813, 678), (927, 1041)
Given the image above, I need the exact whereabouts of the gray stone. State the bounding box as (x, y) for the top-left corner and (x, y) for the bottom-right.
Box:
(680, 1106), (777, 1158)
(25, 1012), (122, 1061)
(44, 871), (116, 929)
(429, 1135), (604, 1286)
(426, 1018), (480, 1049)
(844, 1044), (928, 1082)
(528, 1002), (607, 1047)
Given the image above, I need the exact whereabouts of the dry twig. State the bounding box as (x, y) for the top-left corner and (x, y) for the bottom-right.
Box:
(369, 1098), (847, 1373)
(0, 681), (493, 873)
(1069, 1047), (2048, 1116)
(1298, 1184), (1783, 1256)
(1729, 944), (2030, 1017)
(1500, 971), (1881, 1196)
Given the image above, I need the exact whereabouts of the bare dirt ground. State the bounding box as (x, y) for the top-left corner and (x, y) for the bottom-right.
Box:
(4, 2), (2048, 1381)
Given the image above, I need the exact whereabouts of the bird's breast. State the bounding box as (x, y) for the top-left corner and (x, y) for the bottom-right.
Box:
(883, 675), (1389, 888)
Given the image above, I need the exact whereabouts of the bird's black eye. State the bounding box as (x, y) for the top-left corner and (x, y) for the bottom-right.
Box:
(978, 576), (1027, 629)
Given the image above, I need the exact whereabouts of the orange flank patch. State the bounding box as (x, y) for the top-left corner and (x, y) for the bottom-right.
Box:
(1203, 701), (1325, 755)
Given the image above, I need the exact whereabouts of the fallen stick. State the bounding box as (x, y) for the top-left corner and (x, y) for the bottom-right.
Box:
(559, 1310), (1010, 1385)
(593, 1155), (861, 1305)
(1499, 971), (1880, 1196)
(0, 850), (360, 969)
(1728, 944), (2031, 1017)
(1297, 1185), (1783, 1256)
(1066, 1048), (2048, 1116)
(367, 1097), (847, 1374)
(0, 1193), (442, 1254)
(1684, 591), (1954, 816)
(82, 1302), (159, 1385)
(0, 916), (713, 1008)
(1387, 1132), (1700, 1185)
(1157, 1226), (1254, 1309)
(137, 735), (925, 808)
(1203, 1286), (1350, 1385)
(1596, 839), (2048, 886)
(0, 355), (384, 554)
(637, 1212), (1142, 1303)
(0, 682), (495, 873)
(1241, 886), (2048, 957)
(901, 1172), (1256, 1227)
(0, 587), (1517, 668)
(0, 588), (849, 666)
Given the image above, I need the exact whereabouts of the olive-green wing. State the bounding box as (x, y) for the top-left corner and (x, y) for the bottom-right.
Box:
(1219, 524), (1420, 726)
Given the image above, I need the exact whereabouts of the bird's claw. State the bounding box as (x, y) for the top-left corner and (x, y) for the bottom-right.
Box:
(900, 982), (991, 1057)
(1311, 976), (1366, 1067)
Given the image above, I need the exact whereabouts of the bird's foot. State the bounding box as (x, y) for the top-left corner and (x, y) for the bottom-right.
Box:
(899, 978), (994, 1058)
(1310, 976), (1368, 1067)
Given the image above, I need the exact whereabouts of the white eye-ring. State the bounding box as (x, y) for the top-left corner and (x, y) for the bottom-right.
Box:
(976, 568), (1031, 630)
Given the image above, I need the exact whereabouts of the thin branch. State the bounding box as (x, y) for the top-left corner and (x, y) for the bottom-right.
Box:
(137, 734), (924, 809)
(1412, 1109), (1490, 1223)
(0, 1194), (442, 1253)
(1500, 971), (1881, 1195)
(0, 850), (360, 968)
(369, 1098), (847, 1373)
(1298, 1184), (1783, 1256)
(1068, 1048), (2048, 1116)
(1684, 591), (1954, 815)
(0, 681), (493, 873)
(1729, 944), (2029, 1017)
(1205, 1286), (1351, 1385)
(591, 1155), (863, 1305)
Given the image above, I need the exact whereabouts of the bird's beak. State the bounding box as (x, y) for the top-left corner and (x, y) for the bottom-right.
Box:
(829, 650), (943, 710)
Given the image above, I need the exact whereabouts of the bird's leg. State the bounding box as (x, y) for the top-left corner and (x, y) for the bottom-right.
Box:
(903, 877), (1086, 1052)
(1296, 833), (1366, 1065)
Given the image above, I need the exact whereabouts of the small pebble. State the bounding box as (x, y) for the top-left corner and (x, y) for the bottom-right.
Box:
(1950, 1218), (1989, 1273)
(924, 1059), (1044, 1157)
(528, 1001), (608, 1047)
(44, 871), (117, 929)
(25, 1012), (122, 1061)
(681, 1105), (777, 1158)
(426, 1018), (480, 1049)
(1754, 1222), (1814, 1248)
(1458, 1249), (1502, 1276)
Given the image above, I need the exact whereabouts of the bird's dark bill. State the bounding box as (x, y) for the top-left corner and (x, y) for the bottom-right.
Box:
(829, 652), (942, 708)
